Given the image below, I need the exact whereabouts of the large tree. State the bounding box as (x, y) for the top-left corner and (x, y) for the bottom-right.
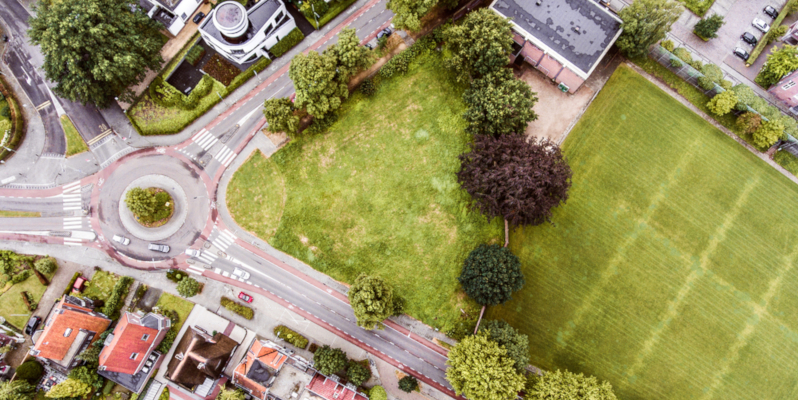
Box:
(45, 379), (92, 399)
(755, 45), (798, 88)
(0, 380), (35, 400)
(446, 333), (525, 400)
(125, 187), (157, 218)
(347, 361), (372, 386)
(459, 244), (525, 307)
(457, 134), (572, 228)
(176, 277), (201, 298)
(693, 14), (724, 39)
(348, 274), (400, 330)
(463, 69), (538, 136)
(526, 370), (617, 400)
(387, 0), (456, 32)
(289, 51), (348, 118)
(706, 90), (738, 116)
(617, 0), (682, 58)
(478, 320), (529, 372)
(444, 8), (513, 82)
(28, 0), (164, 107)
(753, 119), (784, 149)
(326, 28), (370, 81)
(313, 345), (348, 375)
(263, 98), (300, 135)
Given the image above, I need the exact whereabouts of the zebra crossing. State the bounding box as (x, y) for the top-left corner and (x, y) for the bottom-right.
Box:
(61, 181), (82, 211)
(210, 227), (237, 251)
(214, 145), (237, 167)
(185, 265), (205, 275)
(63, 217), (84, 230)
(191, 129), (219, 151)
(197, 250), (218, 265)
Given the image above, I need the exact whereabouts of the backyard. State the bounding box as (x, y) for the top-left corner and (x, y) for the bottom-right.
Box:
(155, 292), (194, 332)
(82, 270), (119, 302)
(227, 53), (502, 331)
(0, 275), (47, 328)
(489, 65), (798, 400)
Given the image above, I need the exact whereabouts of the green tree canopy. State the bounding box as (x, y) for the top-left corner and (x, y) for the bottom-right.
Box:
(706, 90), (738, 116)
(263, 98), (300, 135)
(463, 69), (538, 136)
(176, 277), (201, 298)
(326, 28), (370, 81)
(459, 244), (525, 306)
(34, 257), (57, 275)
(348, 274), (400, 330)
(68, 366), (103, 390)
(753, 119), (785, 149)
(0, 380), (35, 400)
(478, 320), (529, 372)
(755, 45), (798, 88)
(45, 379), (92, 399)
(387, 0), (456, 31)
(617, 0), (682, 58)
(446, 332), (525, 400)
(398, 376), (418, 393)
(216, 389), (245, 400)
(28, 0), (164, 107)
(527, 369), (617, 400)
(15, 360), (43, 383)
(346, 361), (372, 386)
(313, 345), (348, 375)
(737, 112), (762, 135)
(289, 51), (348, 118)
(694, 14), (725, 39)
(368, 386), (387, 400)
(125, 187), (157, 218)
(443, 8), (513, 82)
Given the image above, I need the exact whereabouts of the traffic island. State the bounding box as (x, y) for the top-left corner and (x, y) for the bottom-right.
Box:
(119, 175), (188, 241)
(126, 187), (175, 228)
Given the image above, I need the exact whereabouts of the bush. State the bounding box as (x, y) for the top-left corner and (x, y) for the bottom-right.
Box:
(661, 39), (675, 52)
(398, 376), (418, 393)
(359, 79), (376, 96)
(737, 112), (762, 135)
(273, 325), (309, 349)
(719, 79), (733, 90)
(63, 272), (82, 296)
(166, 269), (187, 283)
(221, 297), (254, 320)
(270, 28), (305, 58)
(313, 345), (348, 375)
(775, 150), (798, 175)
(706, 90), (738, 116)
(347, 360), (371, 386)
(157, 328), (177, 354)
(379, 37), (435, 79)
(16, 360), (44, 383)
(688, 59), (703, 70)
(185, 45), (206, 66)
(176, 277), (201, 298)
(753, 119), (785, 149)
(694, 14), (724, 40)
(672, 47), (692, 63)
(102, 276), (133, 318)
(368, 386), (387, 400)
(669, 58), (683, 68)
(11, 270), (30, 284)
(35, 257), (57, 275)
(697, 76), (715, 90)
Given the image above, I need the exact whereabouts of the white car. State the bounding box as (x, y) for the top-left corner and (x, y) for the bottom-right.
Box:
(185, 248), (202, 258)
(112, 235), (130, 246)
(753, 18), (770, 33)
(233, 267), (250, 280)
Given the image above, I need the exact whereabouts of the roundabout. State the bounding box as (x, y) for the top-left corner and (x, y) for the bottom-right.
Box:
(96, 153), (212, 261)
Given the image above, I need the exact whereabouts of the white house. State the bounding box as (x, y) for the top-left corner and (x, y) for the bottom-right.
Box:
(139, 0), (204, 36)
(199, 0), (297, 65)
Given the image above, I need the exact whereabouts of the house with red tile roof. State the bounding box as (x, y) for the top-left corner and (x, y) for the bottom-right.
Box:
(232, 340), (290, 399)
(98, 312), (171, 393)
(30, 296), (111, 372)
(306, 373), (368, 400)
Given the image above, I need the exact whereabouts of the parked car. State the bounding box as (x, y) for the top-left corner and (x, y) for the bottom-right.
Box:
(238, 292), (253, 303)
(764, 5), (779, 19)
(741, 32), (758, 46)
(148, 243), (170, 253)
(24, 316), (41, 335)
(112, 234), (130, 246)
(185, 248), (202, 258)
(193, 12), (206, 24)
(734, 47), (750, 61)
(233, 267), (251, 280)
(753, 18), (770, 33)
(376, 27), (392, 40)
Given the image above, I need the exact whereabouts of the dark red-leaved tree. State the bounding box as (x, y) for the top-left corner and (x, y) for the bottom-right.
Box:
(457, 133), (572, 245)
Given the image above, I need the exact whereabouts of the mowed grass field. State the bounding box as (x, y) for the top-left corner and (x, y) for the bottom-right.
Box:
(228, 53), (502, 330)
(489, 64), (798, 400)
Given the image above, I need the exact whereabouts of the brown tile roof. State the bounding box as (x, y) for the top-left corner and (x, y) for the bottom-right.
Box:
(165, 326), (239, 391)
(232, 341), (288, 399)
(99, 312), (170, 375)
(32, 296), (111, 362)
(307, 374), (367, 400)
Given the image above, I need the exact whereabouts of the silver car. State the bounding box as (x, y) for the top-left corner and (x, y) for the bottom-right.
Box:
(112, 235), (130, 246)
(185, 248), (202, 258)
(753, 18), (770, 33)
(148, 243), (170, 253)
(233, 267), (250, 280)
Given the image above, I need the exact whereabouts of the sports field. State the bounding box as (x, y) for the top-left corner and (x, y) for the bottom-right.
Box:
(489, 65), (798, 400)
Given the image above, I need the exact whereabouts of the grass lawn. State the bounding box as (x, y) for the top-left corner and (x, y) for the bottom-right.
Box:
(61, 115), (88, 156)
(83, 270), (119, 302)
(679, 0), (716, 16)
(305, 0), (359, 29)
(227, 53), (501, 331)
(155, 293), (194, 332)
(489, 64), (798, 400)
(0, 211), (40, 217)
(0, 275), (47, 328)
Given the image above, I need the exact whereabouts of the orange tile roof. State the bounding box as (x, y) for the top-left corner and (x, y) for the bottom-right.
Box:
(98, 313), (163, 375)
(33, 297), (111, 361)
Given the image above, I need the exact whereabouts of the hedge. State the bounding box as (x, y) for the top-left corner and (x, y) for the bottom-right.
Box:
(379, 36), (436, 79)
(0, 76), (26, 161)
(101, 276), (133, 318)
(221, 297), (254, 320)
(63, 272), (82, 297)
(186, 45), (206, 66)
(747, 0), (798, 65)
(274, 325), (309, 349)
(149, 75), (214, 110)
(270, 28), (305, 58)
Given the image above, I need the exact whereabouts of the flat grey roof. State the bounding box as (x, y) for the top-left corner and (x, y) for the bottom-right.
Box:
(200, 0), (282, 46)
(492, 0), (621, 74)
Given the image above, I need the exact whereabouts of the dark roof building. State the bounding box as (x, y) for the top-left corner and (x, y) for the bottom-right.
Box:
(165, 326), (240, 397)
(232, 340), (289, 400)
(491, 0), (622, 92)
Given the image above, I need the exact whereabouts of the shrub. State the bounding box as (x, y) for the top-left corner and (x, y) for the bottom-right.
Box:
(398, 376), (418, 392)
(669, 58), (683, 68)
(63, 272), (82, 296)
(753, 119), (785, 149)
(688, 59), (703, 70)
(694, 14), (724, 39)
(34, 257), (57, 275)
(672, 47), (692, 63)
(221, 297), (254, 319)
(701, 64), (723, 83)
(157, 328), (177, 354)
(379, 37), (435, 79)
(102, 276), (133, 317)
(347, 360), (371, 386)
(661, 39), (675, 52)
(697, 76), (715, 90)
(719, 79), (733, 90)
(11, 270), (30, 284)
(775, 150), (798, 175)
(185, 45), (206, 66)
(737, 112), (762, 135)
(706, 90), (738, 116)
(313, 345), (348, 375)
(368, 386), (387, 400)
(270, 28), (305, 58)
(16, 360), (44, 383)
(176, 277), (201, 298)
(166, 269), (187, 283)
(273, 325), (309, 349)
(359, 79), (376, 96)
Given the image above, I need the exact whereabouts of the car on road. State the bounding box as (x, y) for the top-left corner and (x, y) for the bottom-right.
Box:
(764, 5), (778, 19)
(24, 316), (41, 335)
(238, 292), (253, 303)
(753, 18), (770, 33)
(233, 267), (250, 280)
(112, 235), (130, 246)
(376, 27), (392, 40)
(148, 243), (170, 253)
(741, 32), (758, 46)
(734, 47), (750, 61)
(185, 248), (202, 258)
(193, 12), (206, 24)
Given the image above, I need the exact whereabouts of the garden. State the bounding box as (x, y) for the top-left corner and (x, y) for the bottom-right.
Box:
(0, 253), (57, 328)
(489, 65), (798, 400)
(228, 50), (502, 332)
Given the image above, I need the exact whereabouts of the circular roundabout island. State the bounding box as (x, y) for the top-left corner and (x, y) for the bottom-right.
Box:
(119, 175), (189, 242)
(125, 187), (175, 228)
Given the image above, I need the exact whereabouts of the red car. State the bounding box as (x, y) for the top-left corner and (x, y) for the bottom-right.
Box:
(238, 292), (253, 303)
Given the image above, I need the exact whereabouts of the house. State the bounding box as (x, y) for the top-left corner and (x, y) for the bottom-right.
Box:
(231, 340), (290, 399)
(781, 20), (798, 45)
(165, 326), (240, 396)
(199, 0), (297, 65)
(97, 312), (172, 393)
(767, 69), (798, 114)
(30, 296), (112, 372)
(306, 373), (368, 400)
(139, 0), (204, 36)
(490, 0), (622, 93)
